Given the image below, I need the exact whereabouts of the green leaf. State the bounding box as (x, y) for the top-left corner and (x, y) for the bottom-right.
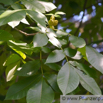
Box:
(8, 21), (20, 28)
(56, 30), (68, 38)
(8, 40), (26, 59)
(5, 75), (41, 100)
(8, 40), (33, 59)
(46, 28), (57, 38)
(64, 47), (77, 57)
(46, 63), (61, 71)
(0, 0), (14, 5)
(78, 46), (88, 60)
(49, 37), (61, 48)
(0, 9), (26, 26)
(57, 62), (79, 95)
(70, 35), (86, 48)
(33, 47), (41, 53)
(26, 10), (47, 28)
(58, 39), (67, 46)
(70, 61), (96, 78)
(20, 18), (29, 25)
(0, 5), (5, 10)
(44, 73), (61, 92)
(3, 54), (20, 66)
(33, 33), (48, 47)
(0, 5), (6, 15)
(86, 46), (103, 74)
(0, 10), (4, 15)
(45, 50), (65, 63)
(15, 60), (40, 76)
(76, 70), (102, 95)
(0, 52), (7, 75)
(55, 11), (65, 15)
(41, 47), (51, 53)
(11, 2), (22, 10)
(8, 18), (29, 28)
(71, 51), (82, 60)
(46, 13), (53, 16)
(46, 29), (61, 48)
(27, 78), (54, 103)
(54, 14), (61, 18)
(28, 27), (41, 32)
(21, 0), (45, 13)
(38, 1), (56, 12)
(10, 48), (26, 60)
(42, 63), (52, 72)
(0, 30), (13, 41)
(6, 61), (20, 82)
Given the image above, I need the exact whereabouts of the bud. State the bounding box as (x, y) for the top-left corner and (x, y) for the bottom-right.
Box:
(50, 15), (55, 20)
(48, 19), (54, 26)
(50, 26), (54, 30)
(53, 20), (58, 26)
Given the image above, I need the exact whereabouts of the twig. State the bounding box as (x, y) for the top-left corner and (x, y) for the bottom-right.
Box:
(14, 28), (38, 36)
(74, 0), (88, 36)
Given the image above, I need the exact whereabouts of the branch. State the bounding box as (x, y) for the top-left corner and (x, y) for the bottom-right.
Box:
(14, 28), (38, 36)
(74, 0), (88, 36)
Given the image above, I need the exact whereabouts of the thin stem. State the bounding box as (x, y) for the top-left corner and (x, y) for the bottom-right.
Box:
(40, 51), (43, 75)
(14, 28), (38, 36)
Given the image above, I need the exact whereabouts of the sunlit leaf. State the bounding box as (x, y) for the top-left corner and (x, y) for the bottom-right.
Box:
(8, 41), (26, 59)
(21, 0), (45, 13)
(72, 51), (82, 60)
(0, 9), (26, 26)
(49, 37), (61, 48)
(6, 61), (20, 81)
(26, 10), (47, 28)
(7, 40), (33, 59)
(38, 1), (56, 12)
(55, 11), (65, 15)
(8, 18), (29, 28)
